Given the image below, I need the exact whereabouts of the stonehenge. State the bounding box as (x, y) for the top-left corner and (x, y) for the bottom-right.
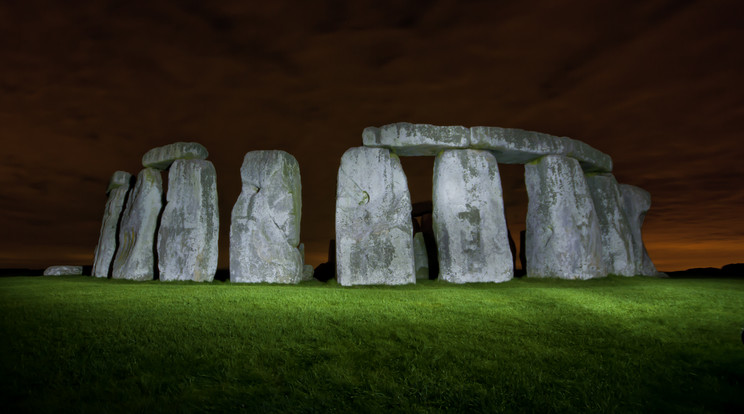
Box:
(157, 159), (219, 282)
(230, 150), (304, 284)
(92, 171), (133, 278)
(433, 149), (513, 283)
(98, 142), (220, 282)
(344, 122), (658, 284)
(44, 266), (83, 276)
(335, 147), (415, 285)
(89, 122), (659, 285)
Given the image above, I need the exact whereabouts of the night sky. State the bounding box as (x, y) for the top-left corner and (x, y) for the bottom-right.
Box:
(1, 0), (742, 272)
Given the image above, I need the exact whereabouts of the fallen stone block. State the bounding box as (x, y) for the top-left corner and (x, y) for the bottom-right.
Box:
(44, 266), (83, 276)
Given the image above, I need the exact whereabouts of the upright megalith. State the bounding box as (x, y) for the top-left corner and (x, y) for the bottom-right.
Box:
(336, 147), (415, 285)
(433, 149), (513, 283)
(586, 174), (635, 276)
(142, 142), (209, 170)
(413, 232), (429, 280)
(525, 155), (605, 279)
(92, 171), (133, 278)
(157, 159), (218, 282)
(619, 184), (658, 276)
(230, 151), (303, 283)
(112, 168), (163, 281)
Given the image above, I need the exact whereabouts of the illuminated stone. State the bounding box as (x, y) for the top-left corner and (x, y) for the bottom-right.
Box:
(92, 171), (133, 278)
(112, 168), (163, 281)
(299, 243), (315, 281)
(619, 184), (659, 276)
(157, 160), (219, 282)
(525, 155), (605, 279)
(230, 151), (303, 283)
(363, 123), (470, 156)
(586, 174), (635, 276)
(413, 232), (429, 280)
(336, 147), (415, 285)
(433, 149), (513, 283)
(141, 142), (208, 170)
(44, 266), (82, 276)
(470, 126), (612, 172)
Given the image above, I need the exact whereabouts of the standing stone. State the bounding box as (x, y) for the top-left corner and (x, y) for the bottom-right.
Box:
(413, 232), (429, 280)
(44, 266), (83, 276)
(298, 243), (315, 281)
(112, 168), (163, 281)
(586, 174), (636, 276)
(335, 147), (415, 285)
(619, 184), (658, 276)
(525, 155), (605, 279)
(92, 171), (133, 278)
(157, 160), (218, 282)
(230, 151), (303, 283)
(433, 149), (513, 283)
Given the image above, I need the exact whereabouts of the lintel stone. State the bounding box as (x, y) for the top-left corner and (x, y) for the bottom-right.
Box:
(470, 126), (612, 172)
(142, 142), (209, 170)
(363, 122), (470, 156)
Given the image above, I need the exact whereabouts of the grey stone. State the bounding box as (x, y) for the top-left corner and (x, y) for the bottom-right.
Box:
(230, 151), (303, 283)
(157, 160), (219, 282)
(112, 168), (163, 281)
(525, 155), (605, 279)
(44, 265), (83, 276)
(470, 126), (612, 172)
(335, 147), (415, 285)
(433, 149), (513, 283)
(413, 232), (429, 280)
(142, 142), (209, 170)
(363, 123), (470, 156)
(92, 171), (133, 278)
(106, 171), (133, 194)
(586, 174), (635, 276)
(302, 265), (315, 281)
(619, 184), (658, 276)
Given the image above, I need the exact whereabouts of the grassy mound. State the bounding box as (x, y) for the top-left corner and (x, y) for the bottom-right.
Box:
(1, 276), (742, 413)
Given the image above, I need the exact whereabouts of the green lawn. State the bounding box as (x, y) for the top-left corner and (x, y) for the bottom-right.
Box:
(1, 275), (742, 413)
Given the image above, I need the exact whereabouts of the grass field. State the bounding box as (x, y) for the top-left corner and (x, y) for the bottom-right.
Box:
(1, 275), (742, 413)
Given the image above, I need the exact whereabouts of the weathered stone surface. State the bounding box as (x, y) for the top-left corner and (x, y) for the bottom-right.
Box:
(230, 151), (303, 283)
(298, 243), (315, 281)
(433, 149), (513, 283)
(92, 171), (133, 278)
(586, 174), (635, 276)
(413, 232), (429, 280)
(44, 265), (82, 276)
(106, 171), (134, 194)
(470, 126), (612, 172)
(620, 184), (658, 276)
(525, 155), (605, 279)
(363, 123), (470, 156)
(112, 168), (163, 281)
(302, 265), (315, 281)
(142, 142), (208, 170)
(157, 160), (218, 282)
(336, 147), (415, 285)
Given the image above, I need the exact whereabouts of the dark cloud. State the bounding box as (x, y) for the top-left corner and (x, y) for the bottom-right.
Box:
(0, 0), (742, 271)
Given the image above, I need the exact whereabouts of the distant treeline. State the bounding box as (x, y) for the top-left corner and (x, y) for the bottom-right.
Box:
(665, 263), (744, 278)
